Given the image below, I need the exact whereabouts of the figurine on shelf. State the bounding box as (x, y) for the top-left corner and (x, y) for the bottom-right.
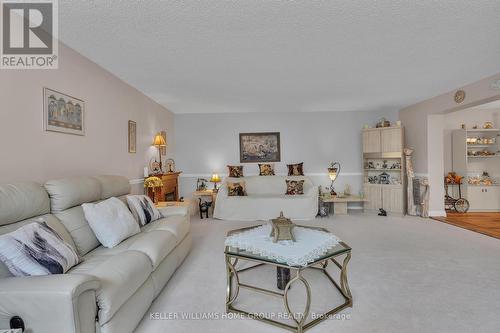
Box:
(376, 118), (391, 128)
(483, 122), (494, 129)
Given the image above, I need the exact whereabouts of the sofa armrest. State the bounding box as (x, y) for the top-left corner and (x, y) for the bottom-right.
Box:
(158, 205), (189, 217)
(0, 274), (100, 333)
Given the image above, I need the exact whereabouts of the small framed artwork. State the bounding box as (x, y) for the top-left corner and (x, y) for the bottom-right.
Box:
(128, 120), (136, 153)
(240, 132), (281, 163)
(160, 130), (167, 155)
(43, 88), (85, 135)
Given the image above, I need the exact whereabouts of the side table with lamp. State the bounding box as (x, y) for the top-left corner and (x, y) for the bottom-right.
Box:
(147, 132), (182, 202)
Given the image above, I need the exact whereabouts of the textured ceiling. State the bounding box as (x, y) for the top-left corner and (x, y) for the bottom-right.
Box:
(58, 1), (500, 114)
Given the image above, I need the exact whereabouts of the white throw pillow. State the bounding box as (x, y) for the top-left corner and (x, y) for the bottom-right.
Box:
(0, 221), (80, 277)
(82, 197), (140, 248)
(126, 195), (162, 226)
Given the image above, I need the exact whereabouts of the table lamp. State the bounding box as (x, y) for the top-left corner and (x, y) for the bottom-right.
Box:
(144, 176), (163, 204)
(152, 133), (166, 172)
(210, 173), (221, 192)
(328, 162), (341, 195)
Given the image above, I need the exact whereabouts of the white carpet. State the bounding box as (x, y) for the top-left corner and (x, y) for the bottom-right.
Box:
(135, 213), (500, 333)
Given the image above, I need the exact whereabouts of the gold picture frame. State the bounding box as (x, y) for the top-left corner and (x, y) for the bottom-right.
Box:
(128, 120), (136, 153)
(160, 130), (167, 156)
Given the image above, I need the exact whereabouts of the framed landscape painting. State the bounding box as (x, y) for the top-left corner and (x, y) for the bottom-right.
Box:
(43, 88), (85, 135)
(239, 132), (281, 163)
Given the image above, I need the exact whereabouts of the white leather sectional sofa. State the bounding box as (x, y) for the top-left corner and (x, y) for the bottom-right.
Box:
(0, 175), (191, 333)
(214, 175), (318, 221)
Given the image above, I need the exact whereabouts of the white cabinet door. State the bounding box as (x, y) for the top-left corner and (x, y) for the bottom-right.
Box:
(382, 185), (404, 213)
(467, 186), (500, 211)
(381, 128), (402, 153)
(363, 130), (381, 153)
(364, 185), (382, 210)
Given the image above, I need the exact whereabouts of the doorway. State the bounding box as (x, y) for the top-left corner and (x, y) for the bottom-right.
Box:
(431, 100), (500, 238)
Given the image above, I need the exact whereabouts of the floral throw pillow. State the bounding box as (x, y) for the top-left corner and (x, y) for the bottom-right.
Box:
(258, 163), (275, 176)
(287, 162), (304, 176)
(228, 165), (244, 178)
(227, 182), (247, 196)
(285, 180), (305, 195)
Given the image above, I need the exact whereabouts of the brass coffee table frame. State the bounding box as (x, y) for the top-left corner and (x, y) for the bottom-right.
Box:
(225, 225), (352, 333)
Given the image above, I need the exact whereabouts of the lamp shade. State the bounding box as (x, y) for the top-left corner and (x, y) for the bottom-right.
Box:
(153, 134), (166, 146)
(210, 173), (221, 183)
(328, 162), (341, 182)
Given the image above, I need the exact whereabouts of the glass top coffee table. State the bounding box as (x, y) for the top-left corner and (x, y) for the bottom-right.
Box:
(224, 225), (352, 333)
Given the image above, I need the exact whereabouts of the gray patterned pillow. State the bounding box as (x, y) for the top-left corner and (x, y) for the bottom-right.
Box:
(0, 221), (80, 277)
(126, 195), (162, 226)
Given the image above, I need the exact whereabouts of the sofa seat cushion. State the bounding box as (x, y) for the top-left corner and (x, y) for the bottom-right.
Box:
(68, 250), (152, 324)
(142, 215), (190, 242)
(86, 231), (178, 269)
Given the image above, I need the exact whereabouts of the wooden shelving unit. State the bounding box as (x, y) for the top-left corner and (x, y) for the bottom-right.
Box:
(362, 126), (406, 214)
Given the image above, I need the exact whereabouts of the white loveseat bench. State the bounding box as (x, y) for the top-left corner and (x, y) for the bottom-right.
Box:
(214, 175), (318, 221)
(0, 175), (191, 333)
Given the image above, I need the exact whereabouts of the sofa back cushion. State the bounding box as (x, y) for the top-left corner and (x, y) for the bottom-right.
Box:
(244, 176), (287, 195)
(45, 177), (102, 213)
(95, 175), (131, 200)
(44, 177), (102, 256)
(44, 176), (132, 256)
(0, 182), (50, 226)
(0, 181), (77, 278)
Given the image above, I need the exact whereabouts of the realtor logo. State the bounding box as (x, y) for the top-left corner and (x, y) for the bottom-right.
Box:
(1, 0), (58, 69)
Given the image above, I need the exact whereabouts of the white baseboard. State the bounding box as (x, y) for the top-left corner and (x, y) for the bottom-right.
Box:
(429, 210), (446, 217)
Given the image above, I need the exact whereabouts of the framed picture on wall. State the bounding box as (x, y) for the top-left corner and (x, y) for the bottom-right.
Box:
(128, 120), (136, 153)
(239, 132), (281, 163)
(43, 88), (85, 135)
(160, 130), (167, 155)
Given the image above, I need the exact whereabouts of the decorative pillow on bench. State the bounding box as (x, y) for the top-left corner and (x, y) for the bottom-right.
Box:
(0, 221), (80, 277)
(286, 179), (305, 195)
(258, 163), (275, 176)
(82, 197), (140, 248)
(127, 195), (162, 226)
(287, 162), (304, 176)
(228, 165), (244, 178)
(227, 182), (247, 196)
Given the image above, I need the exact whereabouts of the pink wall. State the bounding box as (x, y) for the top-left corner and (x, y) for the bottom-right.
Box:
(0, 42), (174, 184)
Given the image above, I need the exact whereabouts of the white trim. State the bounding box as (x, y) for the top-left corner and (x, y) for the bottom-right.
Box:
(414, 173), (429, 177)
(180, 172), (363, 178)
(429, 210), (446, 217)
(129, 178), (144, 185)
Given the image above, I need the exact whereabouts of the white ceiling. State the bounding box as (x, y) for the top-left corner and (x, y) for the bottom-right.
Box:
(58, 1), (500, 114)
